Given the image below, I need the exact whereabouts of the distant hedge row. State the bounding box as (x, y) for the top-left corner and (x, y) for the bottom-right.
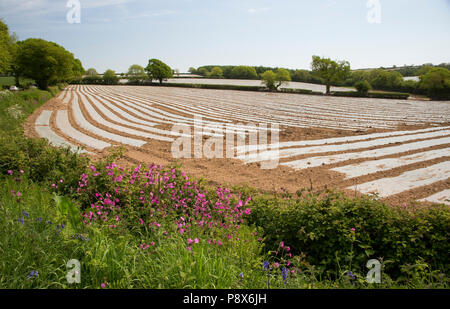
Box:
(331, 91), (410, 100)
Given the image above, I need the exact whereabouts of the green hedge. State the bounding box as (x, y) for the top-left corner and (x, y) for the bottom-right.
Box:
(331, 91), (410, 100)
(0, 87), (89, 191)
(246, 192), (450, 279)
(280, 88), (323, 95)
(125, 81), (265, 92)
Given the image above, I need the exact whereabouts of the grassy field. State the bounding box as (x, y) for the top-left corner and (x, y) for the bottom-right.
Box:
(0, 87), (449, 289)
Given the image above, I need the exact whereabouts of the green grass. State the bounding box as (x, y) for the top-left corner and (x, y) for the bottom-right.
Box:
(0, 87), (448, 289)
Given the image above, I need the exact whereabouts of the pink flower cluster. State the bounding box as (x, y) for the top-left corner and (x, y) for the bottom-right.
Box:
(79, 163), (253, 249)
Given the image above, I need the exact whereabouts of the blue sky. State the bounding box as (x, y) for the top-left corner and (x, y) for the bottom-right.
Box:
(1, 0), (449, 73)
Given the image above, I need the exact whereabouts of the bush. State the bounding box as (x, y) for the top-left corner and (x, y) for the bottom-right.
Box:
(144, 82), (265, 92)
(368, 91), (410, 100)
(280, 88), (323, 95)
(0, 86), (89, 190)
(355, 80), (371, 95)
(246, 192), (450, 279)
(331, 91), (409, 100)
(419, 67), (450, 100)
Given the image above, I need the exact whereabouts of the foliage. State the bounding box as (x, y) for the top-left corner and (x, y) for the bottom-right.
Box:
(15, 38), (77, 89)
(0, 19), (13, 74)
(331, 90), (409, 100)
(71, 58), (85, 82)
(145, 59), (173, 84)
(85, 68), (99, 77)
(246, 191), (450, 279)
(208, 67), (223, 79)
(419, 67), (450, 100)
(197, 68), (209, 77)
(370, 69), (404, 91)
(127, 64), (146, 82)
(311, 56), (350, 94)
(261, 69), (291, 91)
(230, 66), (258, 80)
(0, 86), (89, 189)
(354, 80), (372, 95)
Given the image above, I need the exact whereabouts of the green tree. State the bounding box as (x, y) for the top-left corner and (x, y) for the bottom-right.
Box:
(261, 69), (291, 91)
(127, 64), (146, 82)
(16, 38), (76, 89)
(311, 56), (350, 94)
(71, 58), (84, 81)
(370, 70), (403, 90)
(0, 20), (13, 74)
(209, 67), (223, 79)
(419, 67), (450, 100)
(145, 58), (173, 84)
(416, 65), (434, 76)
(85, 68), (99, 77)
(103, 69), (119, 85)
(188, 67), (197, 74)
(198, 68), (209, 77)
(230, 66), (258, 80)
(291, 69), (312, 83)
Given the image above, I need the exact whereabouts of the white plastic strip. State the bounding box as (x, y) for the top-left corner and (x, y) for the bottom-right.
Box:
(418, 190), (450, 205)
(282, 137), (450, 169)
(350, 161), (450, 197)
(331, 148), (450, 179)
(56, 110), (111, 150)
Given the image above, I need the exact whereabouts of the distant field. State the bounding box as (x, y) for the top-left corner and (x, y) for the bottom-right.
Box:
(163, 78), (355, 93)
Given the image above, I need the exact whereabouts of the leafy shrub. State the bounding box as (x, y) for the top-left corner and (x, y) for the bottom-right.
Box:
(419, 67), (450, 100)
(368, 91), (410, 100)
(280, 88), (323, 95)
(355, 80), (371, 95)
(246, 191), (450, 279)
(0, 86), (89, 190)
(331, 91), (409, 100)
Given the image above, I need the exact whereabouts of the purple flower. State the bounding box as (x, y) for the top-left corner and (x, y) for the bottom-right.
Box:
(22, 211), (29, 217)
(27, 270), (38, 280)
(263, 261), (269, 270)
(347, 271), (356, 280)
(282, 267), (289, 285)
(18, 217), (24, 224)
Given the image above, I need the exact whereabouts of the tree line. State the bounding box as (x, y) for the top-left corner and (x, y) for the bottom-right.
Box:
(189, 59), (450, 100)
(0, 20), (84, 90)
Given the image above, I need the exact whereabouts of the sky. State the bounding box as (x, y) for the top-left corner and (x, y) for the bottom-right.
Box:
(0, 0), (449, 73)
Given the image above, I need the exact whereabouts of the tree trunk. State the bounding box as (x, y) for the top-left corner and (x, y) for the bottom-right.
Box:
(326, 83), (331, 95)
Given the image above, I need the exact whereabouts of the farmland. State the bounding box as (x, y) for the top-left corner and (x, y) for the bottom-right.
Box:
(164, 77), (355, 93)
(26, 85), (450, 206)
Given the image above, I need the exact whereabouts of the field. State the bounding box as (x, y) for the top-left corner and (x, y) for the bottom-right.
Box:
(163, 78), (355, 93)
(26, 85), (450, 206)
